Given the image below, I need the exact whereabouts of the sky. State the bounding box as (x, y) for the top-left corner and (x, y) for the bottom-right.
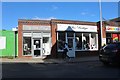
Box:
(1, 2), (118, 30)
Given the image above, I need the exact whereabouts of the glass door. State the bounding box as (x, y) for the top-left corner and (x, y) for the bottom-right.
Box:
(33, 38), (41, 57)
(67, 37), (75, 57)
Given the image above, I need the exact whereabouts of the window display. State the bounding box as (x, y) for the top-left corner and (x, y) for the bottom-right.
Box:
(83, 33), (90, 50)
(57, 32), (66, 50)
(75, 33), (98, 51)
(23, 37), (31, 55)
(57, 32), (98, 52)
(91, 33), (98, 49)
(106, 33), (120, 44)
(75, 33), (82, 50)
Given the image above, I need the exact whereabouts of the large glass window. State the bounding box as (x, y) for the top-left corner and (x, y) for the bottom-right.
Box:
(23, 37), (32, 55)
(106, 33), (120, 44)
(75, 33), (98, 51)
(57, 32), (66, 50)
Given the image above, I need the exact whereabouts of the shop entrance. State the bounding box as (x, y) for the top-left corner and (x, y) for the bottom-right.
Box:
(33, 38), (42, 57)
(67, 37), (75, 58)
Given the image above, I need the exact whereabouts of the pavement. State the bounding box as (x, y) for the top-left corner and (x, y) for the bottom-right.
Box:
(0, 56), (99, 64)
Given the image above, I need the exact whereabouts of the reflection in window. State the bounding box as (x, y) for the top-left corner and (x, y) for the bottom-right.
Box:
(91, 33), (97, 49)
(43, 37), (50, 54)
(43, 37), (49, 43)
(75, 33), (82, 50)
(75, 33), (98, 50)
(57, 32), (65, 50)
(83, 33), (90, 50)
(23, 37), (31, 55)
(106, 33), (112, 44)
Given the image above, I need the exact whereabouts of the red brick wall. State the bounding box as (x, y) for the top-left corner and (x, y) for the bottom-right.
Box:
(18, 22), (23, 58)
(51, 22), (57, 58)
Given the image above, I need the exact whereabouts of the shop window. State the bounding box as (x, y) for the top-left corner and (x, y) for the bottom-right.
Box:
(75, 33), (98, 51)
(83, 33), (90, 50)
(106, 33), (111, 38)
(90, 33), (98, 49)
(43, 37), (49, 43)
(57, 32), (66, 50)
(43, 37), (50, 55)
(75, 33), (82, 50)
(23, 37), (32, 55)
(112, 34), (119, 42)
(106, 33), (112, 44)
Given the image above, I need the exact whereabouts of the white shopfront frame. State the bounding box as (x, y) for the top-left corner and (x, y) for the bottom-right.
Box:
(22, 25), (51, 58)
(57, 24), (98, 52)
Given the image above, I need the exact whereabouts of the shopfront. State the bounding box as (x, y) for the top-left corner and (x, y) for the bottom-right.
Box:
(106, 26), (120, 44)
(57, 24), (98, 57)
(18, 19), (99, 58)
(18, 20), (51, 58)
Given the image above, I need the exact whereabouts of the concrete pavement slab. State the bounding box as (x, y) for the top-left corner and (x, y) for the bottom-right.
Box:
(1, 56), (99, 64)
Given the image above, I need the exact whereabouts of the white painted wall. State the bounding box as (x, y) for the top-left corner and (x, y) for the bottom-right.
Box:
(0, 36), (6, 49)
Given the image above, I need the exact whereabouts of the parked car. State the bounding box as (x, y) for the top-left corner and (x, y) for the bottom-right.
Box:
(99, 42), (120, 65)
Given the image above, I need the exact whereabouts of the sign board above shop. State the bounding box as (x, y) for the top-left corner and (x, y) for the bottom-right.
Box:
(106, 26), (120, 32)
(23, 25), (51, 31)
(57, 24), (97, 32)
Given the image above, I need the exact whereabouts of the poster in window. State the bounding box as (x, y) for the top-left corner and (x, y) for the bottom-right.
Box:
(112, 34), (118, 42)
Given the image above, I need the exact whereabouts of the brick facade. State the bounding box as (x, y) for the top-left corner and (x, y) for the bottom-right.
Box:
(18, 18), (120, 58)
(18, 19), (50, 58)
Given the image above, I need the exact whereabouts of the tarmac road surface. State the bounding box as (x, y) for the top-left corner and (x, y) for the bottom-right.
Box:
(2, 60), (120, 79)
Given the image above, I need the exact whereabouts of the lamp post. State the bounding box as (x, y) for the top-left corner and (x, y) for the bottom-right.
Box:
(99, 0), (103, 47)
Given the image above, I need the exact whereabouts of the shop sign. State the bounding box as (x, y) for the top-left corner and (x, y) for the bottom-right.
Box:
(23, 33), (32, 37)
(57, 24), (97, 32)
(23, 25), (51, 31)
(106, 26), (120, 32)
(0, 37), (6, 49)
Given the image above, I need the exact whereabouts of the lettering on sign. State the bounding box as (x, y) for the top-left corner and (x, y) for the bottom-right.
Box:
(106, 26), (120, 32)
(57, 24), (97, 32)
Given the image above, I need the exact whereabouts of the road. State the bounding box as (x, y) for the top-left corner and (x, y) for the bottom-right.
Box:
(2, 61), (120, 79)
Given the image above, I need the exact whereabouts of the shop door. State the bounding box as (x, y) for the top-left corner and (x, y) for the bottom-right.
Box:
(67, 38), (75, 57)
(33, 38), (41, 57)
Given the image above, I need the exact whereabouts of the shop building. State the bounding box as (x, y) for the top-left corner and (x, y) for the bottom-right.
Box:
(18, 18), (120, 58)
(18, 20), (51, 58)
(106, 26), (120, 44)
(105, 18), (120, 44)
(98, 17), (120, 45)
(18, 19), (100, 58)
(51, 19), (99, 58)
